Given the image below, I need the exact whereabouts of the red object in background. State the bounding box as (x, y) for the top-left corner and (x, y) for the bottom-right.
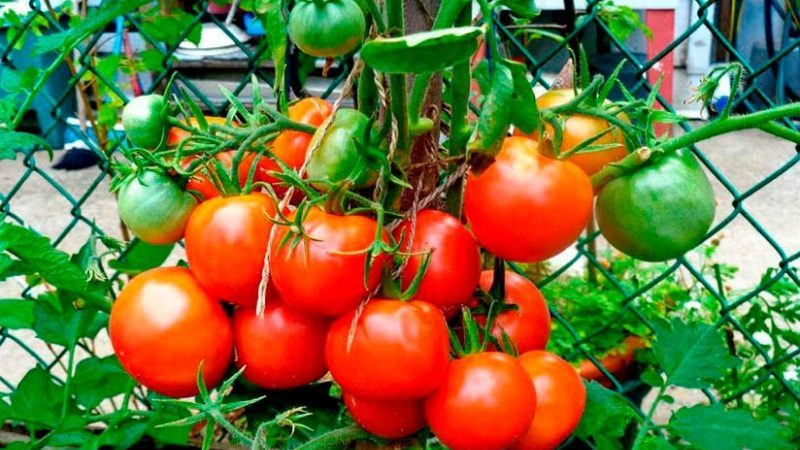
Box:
(646, 9), (676, 136)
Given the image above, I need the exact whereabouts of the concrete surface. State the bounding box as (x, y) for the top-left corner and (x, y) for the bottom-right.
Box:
(0, 127), (798, 421)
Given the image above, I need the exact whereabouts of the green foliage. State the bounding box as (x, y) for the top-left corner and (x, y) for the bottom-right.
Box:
(670, 403), (793, 450)
(575, 382), (639, 450)
(597, 0), (653, 42)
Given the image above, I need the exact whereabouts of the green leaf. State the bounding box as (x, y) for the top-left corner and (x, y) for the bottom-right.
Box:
(97, 419), (150, 449)
(0, 67), (40, 93)
(598, 1), (653, 42)
(33, 292), (107, 347)
(0, 130), (51, 160)
(501, 58), (538, 134)
(652, 318), (739, 388)
(0, 222), (87, 292)
(0, 299), (35, 329)
(109, 241), (174, 274)
(72, 356), (135, 410)
(498, 0), (539, 18)
(575, 382), (638, 448)
(10, 367), (64, 427)
(670, 403), (793, 450)
(639, 436), (676, 450)
(469, 63), (514, 155)
(255, 0), (287, 101)
(361, 27), (482, 74)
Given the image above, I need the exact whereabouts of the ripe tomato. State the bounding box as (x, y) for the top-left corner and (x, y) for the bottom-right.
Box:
(116, 170), (197, 244)
(326, 299), (450, 401)
(259, 98), (333, 193)
(393, 210), (481, 317)
(595, 148), (716, 262)
(424, 352), (536, 450)
(478, 270), (551, 353)
(184, 194), (276, 306)
(269, 207), (388, 317)
(109, 267), (233, 398)
(233, 299), (328, 389)
(183, 151), (257, 200)
(464, 136), (593, 262)
(167, 116), (231, 147)
(343, 393), (425, 439)
(288, 0), (366, 58)
(514, 89), (628, 175)
(512, 351), (587, 450)
(122, 94), (167, 150)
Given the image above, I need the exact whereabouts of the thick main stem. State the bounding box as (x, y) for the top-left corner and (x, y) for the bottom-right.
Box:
(386, 0), (410, 163)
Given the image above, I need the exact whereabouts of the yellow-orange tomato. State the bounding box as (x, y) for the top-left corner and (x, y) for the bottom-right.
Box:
(514, 89), (628, 175)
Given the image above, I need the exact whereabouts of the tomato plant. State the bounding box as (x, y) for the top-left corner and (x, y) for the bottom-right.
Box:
(464, 136), (594, 262)
(478, 270), (551, 353)
(233, 299), (329, 389)
(167, 116), (232, 147)
(287, 0), (366, 58)
(116, 170), (197, 244)
(394, 209), (481, 316)
(122, 94), (168, 149)
(513, 351), (587, 450)
(109, 267), (233, 398)
(424, 352), (537, 450)
(343, 394), (425, 439)
(184, 194), (277, 306)
(269, 207), (388, 316)
(183, 151), (257, 200)
(326, 299), (450, 400)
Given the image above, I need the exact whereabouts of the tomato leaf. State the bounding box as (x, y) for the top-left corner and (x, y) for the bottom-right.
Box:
(500, 58), (538, 134)
(9, 367), (65, 427)
(255, 0), (287, 107)
(72, 356), (136, 410)
(33, 292), (107, 347)
(0, 299), (35, 329)
(574, 382), (639, 448)
(109, 241), (174, 274)
(0, 222), (87, 292)
(361, 27), (482, 74)
(498, 0), (539, 18)
(670, 403), (793, 450)
(652, 318), (739, 388)
(468, 63), (514, 155)
(0, 130), (51, 160)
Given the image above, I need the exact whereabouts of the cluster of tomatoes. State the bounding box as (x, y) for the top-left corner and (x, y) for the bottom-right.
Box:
(109, 85), (612, 448)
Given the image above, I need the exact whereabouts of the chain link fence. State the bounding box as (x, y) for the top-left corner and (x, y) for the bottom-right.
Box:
(1, 0), (799, 446)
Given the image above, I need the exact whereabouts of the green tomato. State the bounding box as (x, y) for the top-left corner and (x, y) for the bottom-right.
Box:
(122, 95), (168, 150)
(307, 109), (385, 189)
(288, 0), (366, 58)
(596, 148), (716, 262)
(117, 170), (198, 245)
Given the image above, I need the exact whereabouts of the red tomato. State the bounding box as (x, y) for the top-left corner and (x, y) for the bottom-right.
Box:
(269, 207), (389, 317)
(343, 393), (425, 439)
(393, 210), (481, 317)
(424, 352), (536, 450)
(233, 299), (328, 389)
(258, 98), (334, 191)
(514, 89), (629, 176)
(326, 299), (450, 401)
(184, 151), (257, 200)
(464, 136), (593, 262)
(167, 116), (232, 147)
(478, 270), (551, 353)
(512, 351), (587, 450)
(109, 267), (233, 398)
(184, 194), (276, 306)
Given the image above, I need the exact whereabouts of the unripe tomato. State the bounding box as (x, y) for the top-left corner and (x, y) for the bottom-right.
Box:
(184, 194), (277, 305)
(288, 0), (366, 58)
(109, 267), (233, 398)
(269, 207), (388, 317)
(183, 151), (258, 201)
(393, 209), (481, 317)
(595, 148), (716, 261)
(512, 351), (587, 450)
(167, 116), (232, 147)
(343, 393), (425, 439)
(326, 300), (450, 401)
(464, 137), (593, 262)
(233, 300), (328, 389)
(514, 89), (629, 175)
(259, 98), (333, 193)
(424, 352), (537, 450)
(306, 109), (384, 189)
(122, 94), (167, 149)
(477, 270), (551, 353)
(117, 170), (197, 244)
